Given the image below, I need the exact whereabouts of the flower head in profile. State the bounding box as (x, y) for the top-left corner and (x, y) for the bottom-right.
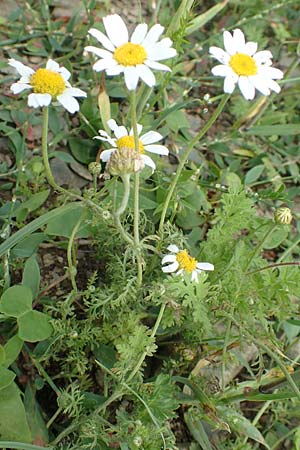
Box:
(95, 119), (169, 172)
(85, 14), (176, 90)
(8, 59), (86, 113)
(161, 245), (214, 283)
(209, 29), (283, 100)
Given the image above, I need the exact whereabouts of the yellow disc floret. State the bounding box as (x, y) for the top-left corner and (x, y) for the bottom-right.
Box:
(114, 43), (147, 66)
(229, 53), (257, 76)
(116, 135), (144, 153)
(30, 68), (66, 97)
(176, 250), (197, 273)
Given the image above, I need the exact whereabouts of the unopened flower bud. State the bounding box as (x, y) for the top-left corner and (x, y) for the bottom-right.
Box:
(107, 147), (144, 176)
(274, 207), (292, 225)
(88, 162), (102, 176)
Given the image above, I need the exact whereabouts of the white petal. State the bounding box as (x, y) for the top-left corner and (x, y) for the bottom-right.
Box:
(58, 67), (71, 81)
(248, 76), (270, 96)
(162, 261), (179, 273)
(124, 66), (139, 90)
(253, 50), (273, 63)
(10, 83), (32, 94)
(8, 59), (34, 77)
(191, 271), (199, 282)
(28, 93), (51, 108)
(64, 87), (86, 97)
(238, 76), (255, 100)
(146, 45), (176, 61)
(145, 144), (169, 155)
(161, 254), (176, 265)
(88, 28), (115, 52)
(211, 64), (234, 77)
(57, 93), (80, 113)
(167, 244), (179, 253)
(141, 154), (156, 172)
(136, 64), (156, 87)
(84, 45), (113, 59)
(100, 149), (116, 162)
(266, 78), (281, 93)
(143, 24), (164, 45)
(196, 262), (214, 271)
(112, 124), (128, 139)
(131, 23), (148, 44)
(103, 14), (128, 47)
(93, 58), (117, 72)
(106, 65), (124, 76)
(244, 41), (258, 56)
(223, 30), (236, 55)
(46, 59), (60, 71)
(129, 123), (143, 136)
(259, 66), (283, 80)
(209, 46), (230, 64)
(140, 130), (162, 145)
(233, 29), (246, 52)
(223, 75), (237, 93)
(145, 60), (171, 72)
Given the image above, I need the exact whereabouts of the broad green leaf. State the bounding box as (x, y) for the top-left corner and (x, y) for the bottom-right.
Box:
(0, 345), (5, 365)
(49, 150), (78, 164)
(0, 367), (16, 391)
(3, 335), (23, 368)
(68, 137), (97, 164)
(45, 205), (92, 238)
(184, 410), (214, 450)
(0, 285), (32, 318)
(246, 125), (300, 136)
(13, 190), (50, 218)
(18, 311), (53, 342)
(11, 233), (46, 259)
(24, 384), (49, 446)
(0, 382), (32, 442)
(186, 0), (229, 34)
(0, 202), (81, 256)
(22, 255), (40, 298)
(264, 227), (289, 249)
(244, 164), (265, 185)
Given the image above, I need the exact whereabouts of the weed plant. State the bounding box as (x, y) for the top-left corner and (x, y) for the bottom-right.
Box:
(0, 0), (300, 449)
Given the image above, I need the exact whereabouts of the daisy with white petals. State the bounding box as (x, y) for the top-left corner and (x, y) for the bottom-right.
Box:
(85, 14), (176, 90)
(162, 245), (214, 283)
(9, 59), (86, 113)
(209, 29), (283, 100)
(95, 119), (169, 172)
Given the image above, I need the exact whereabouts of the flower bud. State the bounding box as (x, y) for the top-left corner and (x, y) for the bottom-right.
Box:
(274, 207), (292, 225)
(88, 162), (102, 176)
(106, 146), (144, 176)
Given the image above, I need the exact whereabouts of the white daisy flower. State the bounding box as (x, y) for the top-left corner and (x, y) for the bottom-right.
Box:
(209, 29), (283, 100)
(95, 119), (169, 172)
(161, 245), (214, 283)
(85, 14), (176, 91)
(8, 58), (86, 113)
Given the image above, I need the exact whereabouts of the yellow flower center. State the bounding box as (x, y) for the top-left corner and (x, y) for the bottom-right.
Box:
(116, 136), (145, 154)
(229, 53), (257, 76)
(176, 250), (197, 273)
(114, 42), (147, 66)
(30, 68), (66, 96)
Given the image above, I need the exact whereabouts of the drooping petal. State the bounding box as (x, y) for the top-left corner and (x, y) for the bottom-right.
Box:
(161, 254), (176, 265)
(140, 130), (163, 145)
(223, 75), (237, 93)
(28, 93), (51, 108)
(88, 28), (115, 52)
(10, 83), (32, 94)
(196, 262), (214, 271)
(57, 93), (80, 113)
(209, 46), (230, 64)
(136, 64), (156, 87)
(167, 244), (179, 253)
(145, 144), (169, 155)
(131, 23), (148, 44)
(248, 76), (271, 96)
(100, 149), (116, 162)
(238, 76), (255, 100)
(64, 87), (87, 98)
(8, 59), (35, 77)
(124, 66), (140, 90)
(265, 78), (281, 93)
(103, 14), (129, 47)
(162, 261), (179, 273)
(141, 154), (156, 172)
(191, 271), (199, 282)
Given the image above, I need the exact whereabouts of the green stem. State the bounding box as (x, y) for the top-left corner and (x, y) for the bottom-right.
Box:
(130, 91), (143, 286)
(158, 94), (230, 234)
(244, 223), (277, 273)
(0, 443), (53, 450)
(127, 302), (166, 383)
(42, 107), (60, 190)
(67, 217), (84, 292)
